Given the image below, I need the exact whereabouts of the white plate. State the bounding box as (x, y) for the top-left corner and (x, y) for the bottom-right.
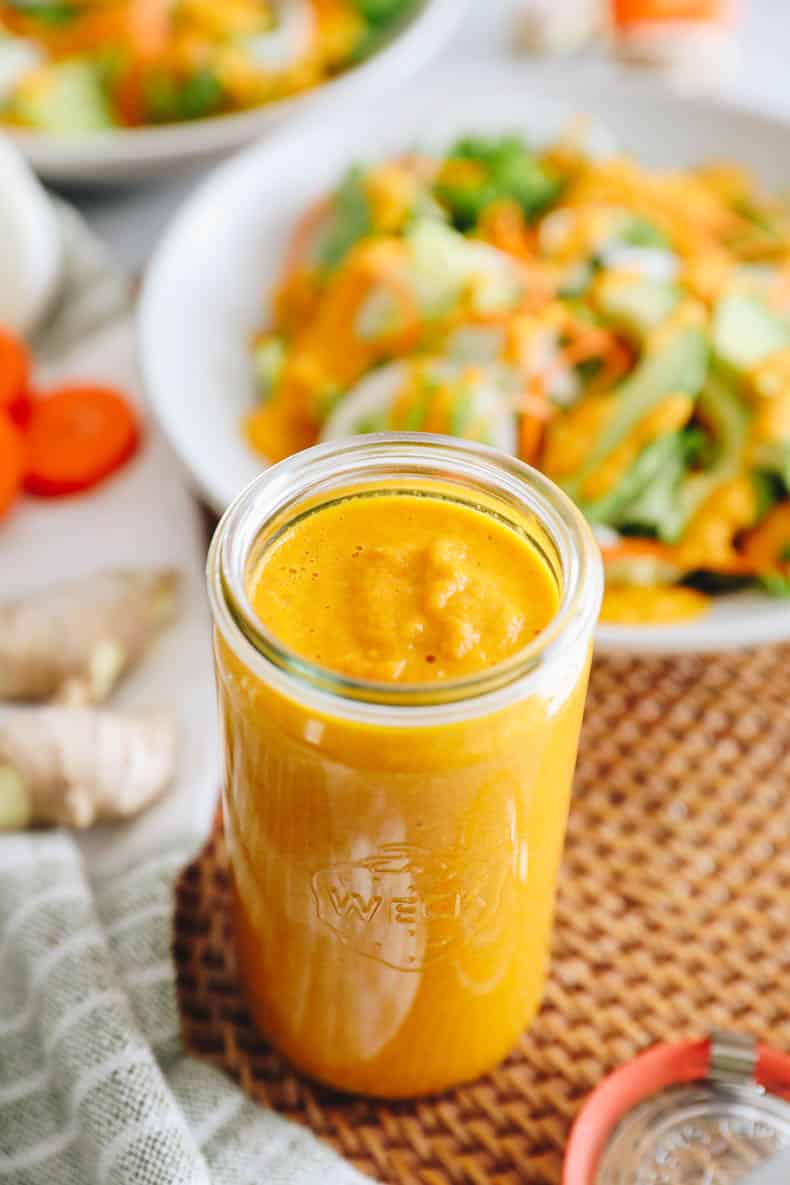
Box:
(4, 0), (463, 184)
(139, 63), (790, 653)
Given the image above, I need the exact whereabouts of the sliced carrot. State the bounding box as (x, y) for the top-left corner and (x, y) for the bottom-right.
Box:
(0, 413), (24, 518)
(25, 386), (140, 498)
(0, 328), (32, 428)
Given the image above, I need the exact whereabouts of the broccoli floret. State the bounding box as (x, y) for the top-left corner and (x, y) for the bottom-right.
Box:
(144, 67), (224, 123)
(435, 135), (561, 231)
(350, 0), (416, 61)
(354, 0), (409, 21)
(143, 74), (181, 123)
(6, 0), (76, 25)
(180, 67), (224, 120)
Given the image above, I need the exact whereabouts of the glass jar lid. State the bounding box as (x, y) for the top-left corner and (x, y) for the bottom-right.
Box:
(564, 1032), (790, 1185)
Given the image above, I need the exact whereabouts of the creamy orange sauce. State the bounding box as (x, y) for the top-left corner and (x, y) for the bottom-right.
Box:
(216, 484), (591, 1096)
(250, 493), (559, 682)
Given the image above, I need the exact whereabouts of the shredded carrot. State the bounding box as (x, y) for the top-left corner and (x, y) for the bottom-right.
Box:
(517, 377), (551, 463)
(478, 200), (535, 260)
(25, 386), (140, 497)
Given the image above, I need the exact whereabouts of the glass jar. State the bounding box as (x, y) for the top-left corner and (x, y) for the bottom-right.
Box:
(208, 435), (603, 1098)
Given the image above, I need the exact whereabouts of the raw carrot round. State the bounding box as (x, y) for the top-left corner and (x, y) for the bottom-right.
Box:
(0, 327), (32, 427)
(0, 413), (24, 518)
(24, 385), (140, 497)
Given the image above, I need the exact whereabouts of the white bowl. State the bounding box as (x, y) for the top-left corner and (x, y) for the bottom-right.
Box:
(4, 0), (464, 184)
(140, 63), (790, 653)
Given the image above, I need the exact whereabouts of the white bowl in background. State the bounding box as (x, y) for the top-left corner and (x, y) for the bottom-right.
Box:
(140, 63), (790, 653)
(5, 0), (465, 184)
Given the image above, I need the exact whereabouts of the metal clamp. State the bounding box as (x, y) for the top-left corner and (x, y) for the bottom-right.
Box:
(709, 1030), (759, 1087)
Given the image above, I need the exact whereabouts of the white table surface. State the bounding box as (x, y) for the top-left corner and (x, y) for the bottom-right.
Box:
(65, 0), (790, 275)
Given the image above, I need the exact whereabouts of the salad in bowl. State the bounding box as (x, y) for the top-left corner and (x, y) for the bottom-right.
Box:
(0, 0), (417, 131)
(244, 133), (790, 626)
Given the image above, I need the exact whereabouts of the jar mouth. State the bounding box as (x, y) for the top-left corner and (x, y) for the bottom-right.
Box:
(208, 434), (603, 718)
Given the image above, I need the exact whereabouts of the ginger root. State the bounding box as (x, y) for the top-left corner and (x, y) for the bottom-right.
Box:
(0, 707), (178, 829)
(0, 569), (181, 704)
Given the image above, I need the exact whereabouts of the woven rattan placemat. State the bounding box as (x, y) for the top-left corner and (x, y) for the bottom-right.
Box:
(174, 646), (790, 1185)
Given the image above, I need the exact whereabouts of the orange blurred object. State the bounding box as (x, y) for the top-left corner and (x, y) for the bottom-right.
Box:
(0, 327), (32, 427)
(612, 0), (728, 20)
(610, 0), (738, 80)
(0, 413), (25, 518)
(25, 385), (140, 497)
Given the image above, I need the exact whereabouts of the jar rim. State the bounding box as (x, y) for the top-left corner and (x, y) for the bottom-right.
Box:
(207, 434), (603, 723)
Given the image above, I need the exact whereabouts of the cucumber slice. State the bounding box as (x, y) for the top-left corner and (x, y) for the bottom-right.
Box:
(407, 219), (524, 319)
(712, 293), (790, 377)
(596, 277), (679, 342)
(8, 59), (113, 132)
(321, 364), (404, 439)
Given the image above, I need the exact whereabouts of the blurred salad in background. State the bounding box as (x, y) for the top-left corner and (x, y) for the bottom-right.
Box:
(0, 0), (415, 131)
(245, 131), (790, 625)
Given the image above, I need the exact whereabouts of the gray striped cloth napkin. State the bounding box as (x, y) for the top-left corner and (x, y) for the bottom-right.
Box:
(0, 832), (365, 1185)
(0, 204), (365, 1185)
